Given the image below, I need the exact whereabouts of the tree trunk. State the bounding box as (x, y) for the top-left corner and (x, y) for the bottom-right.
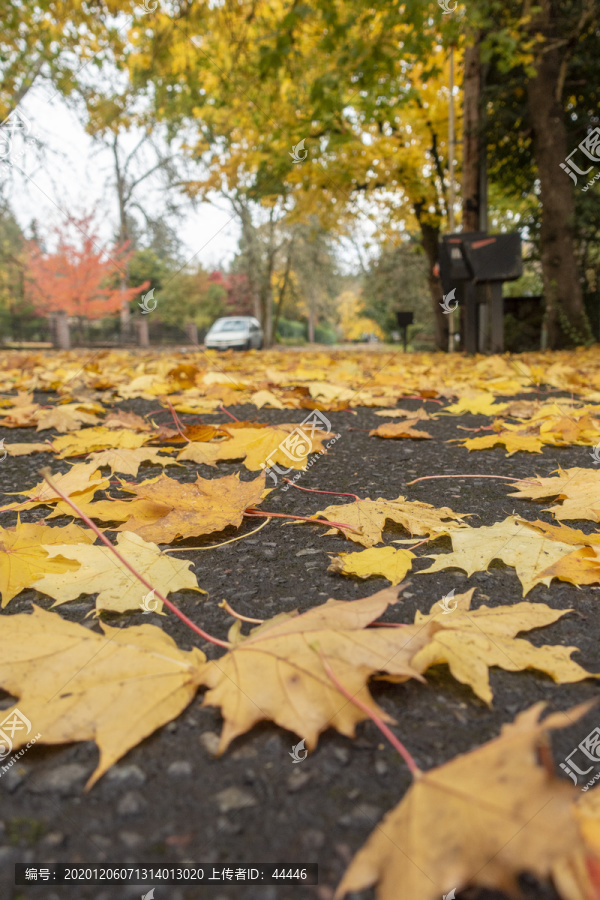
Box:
(462, 39), (482, 232)
(414, 205), (446, 351)
(527, 2), (590, 348)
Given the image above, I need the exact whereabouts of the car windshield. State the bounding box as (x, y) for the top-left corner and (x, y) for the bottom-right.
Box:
(212, 319), (247, 333)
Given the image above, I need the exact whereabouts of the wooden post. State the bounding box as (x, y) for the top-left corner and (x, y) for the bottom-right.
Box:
(184, 322), (198, 345)
(54, 311), (71, 350)
(137, 317), (149, 347)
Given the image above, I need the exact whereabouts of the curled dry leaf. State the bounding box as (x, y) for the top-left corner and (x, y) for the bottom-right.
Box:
(336, 704), (592, 900)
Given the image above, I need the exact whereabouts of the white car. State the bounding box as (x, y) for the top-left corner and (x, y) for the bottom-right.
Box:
(205, 316), (264, 350)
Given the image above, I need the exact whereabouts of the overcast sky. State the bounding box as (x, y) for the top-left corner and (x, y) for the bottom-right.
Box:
(3, 79), (242, 271)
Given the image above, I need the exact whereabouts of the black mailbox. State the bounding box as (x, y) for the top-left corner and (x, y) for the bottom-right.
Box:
(438, 231), (523, 354)
(396, 311), (414, 328)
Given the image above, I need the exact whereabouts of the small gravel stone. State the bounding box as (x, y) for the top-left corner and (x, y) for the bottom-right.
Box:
(230, 744), (257, 761)
(216, 815), (242, 836)
(300, 828), (326, 851)
(374, 759), (388, 776)
(199, 732), (221, 756)
(166, 722), (177, 733)
(296, 548), (320, 557)
(167, 760), (193, 778)
(29, 763), (89, 795)
(339, 803), (382, 828)
(89, 834), (112, 850)
(333, 747), (350, 765)
(0, 846), (15, 865)
(117, 791), (147, 816)
(287, 769), (312, 792)
(41, 831), (65, 848)
(118, 830), (144, 849)
(0, 763), (28, 792)
(214, 786), (258, 813)
(105, 764), (146, 787)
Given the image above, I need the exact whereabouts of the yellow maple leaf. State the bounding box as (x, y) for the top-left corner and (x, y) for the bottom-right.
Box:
(0, 606), (206, 787)
(199, 587), (431, 754)
(335, 704), (588, 900)
(304, 495), (467, 548)
(115, 472), (266, 543)
(328, 546), (415, 585)
(420, 516), (583, 595)
(408, 590), (596, 703)
(35, 531), (203, 614)
(0, 519), (95, 607)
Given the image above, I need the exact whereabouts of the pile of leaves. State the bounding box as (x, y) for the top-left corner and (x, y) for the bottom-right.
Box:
(1, 346), (600, 900)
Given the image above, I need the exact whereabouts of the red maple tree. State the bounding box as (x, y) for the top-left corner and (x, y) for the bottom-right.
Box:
(25, 214), (148, 319)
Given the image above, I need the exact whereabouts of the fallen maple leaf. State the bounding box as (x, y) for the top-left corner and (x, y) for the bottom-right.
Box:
(4, 462), (110, 512)
(406, 589), (596, 703)
(0, 606), (206, 787)
(35, 403), (102, 432)
(87, 447), (178, 476)
(328, 546), (415, 585)
(335, 704), (589, 900)
(0, 519), (95, 607)
(459, 430), (545, 455)
(420, 516), (583, 595)
(177, 423), (334, 470)
(199, 587), (432, 754)
(369, 420), (432, 440)
(115, 472), (266, 543)
(442, 392), (508, 416)
(303, 495), (467, 548)
(52, 427), (151, 458)
(510, 467), (600, 522)
(5, 442), (52, 456)
(34, 531), (203, 614)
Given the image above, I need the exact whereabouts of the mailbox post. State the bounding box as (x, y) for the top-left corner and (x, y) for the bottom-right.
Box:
(396, 311), (414, 352)
(438, 232), (522, 354)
